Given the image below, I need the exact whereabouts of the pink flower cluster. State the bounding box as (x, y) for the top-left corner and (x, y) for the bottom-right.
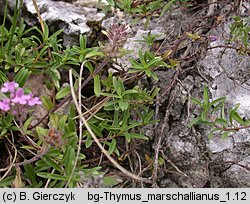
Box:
(107, 24), (129, 46)
(0, 81), (42, 112)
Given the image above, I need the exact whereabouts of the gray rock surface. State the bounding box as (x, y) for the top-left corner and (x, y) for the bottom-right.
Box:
(197, 13), (250, 187)
(151, 2), (250, 187)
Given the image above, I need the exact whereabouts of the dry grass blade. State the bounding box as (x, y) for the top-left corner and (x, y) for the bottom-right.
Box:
(32, 0), (45, 33)
(75, 96), (111, 122)
(65, 61), (86, 188)
(0, 137), (17, 182)
(69, 68), (151, 183)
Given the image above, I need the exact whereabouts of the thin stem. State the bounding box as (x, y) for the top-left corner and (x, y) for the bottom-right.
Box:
(13, 120), (40, 150)
(214, 123), (250, 132)
(13, 145), (48, 167)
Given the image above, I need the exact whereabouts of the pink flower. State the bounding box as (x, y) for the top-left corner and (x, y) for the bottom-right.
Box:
(209, 35), (217, 42)
(107, 24), (129, 45)
(1, 81), (19, 93)
(0, 81), (42, 114)
(0, 98), (11, 111)
(27, 94), (42, 106)
(11, 88), (30, 105)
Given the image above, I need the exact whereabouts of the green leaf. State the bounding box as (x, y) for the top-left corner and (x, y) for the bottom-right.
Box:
(50, 29), (64, 39)
(117, 78), (125, 97)
(118, 100), (129, 111)
(120, 112), (130, 131)
(209, 97), (226, 108)
(42, 155), (62, 173)
(150, 70), (158, 81)
(122, 89), (138, 96)
(63, 146), (75, 177)
(221, 132), (230, 140)
(144, 110), (154, 123)
(49, 68), (61, 89)
(151, 87), (160, 98)
(2, 115), (14, 128)
(37, 172), (67, 181)
(232, 111), (248, 125)
(0, 70), (8, 84)
(58, 115), (68, 131)
(191, 97), (202, 107)
(23, 116), (33, 132)
(102, 5), (112, 13)
(229, 104), (240, 124)
(0, 129), (8, 137)
(24, 164), (37, 185)
(221, 103), (225, 119)
(211, 101), (224, 114)
(138, 49), (146, 67)
(112, 76), (119, 93)
(201, 111), (207, 121)
(20, 145), (37, 150)
(106, 0), (115, 7)
(63, 132), (77, 140)
(14, 68), (31, 87)
(56, 86), (70, 100)
(41, 95), (54, 111)
(34, 160), (50, 172)
(102, 176), (120, 186)
(103, 100), (118, 110)
(85, 135), (93, 148)
(108, 139), (116, 154)
(145, 69), (152, 77)
(47, 149), (61, 157)
(203, 85), (209, 111)
(94, 75), (101, 97)
(68, 118), (76, 132)
(215, 118), (228, 127)
(49, 113), (59, 128)
(124, 132), (131, 142)
(85, 51), (104, 58)
(89, 123), (102, 137)
(113, 110), (119, 127)
(0, 176), (15, 187)
(123, 132), (148, 142)
(147, 57), (161, 67)
(80, 35), (87, 50)
(42, 23), (49, 42)
(158, 157), (165, 166)
(187, 117), (201, 128)
(68, 135), (78, 148)
(69, 104), (76, 118)
(36, 127), (48, 138)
